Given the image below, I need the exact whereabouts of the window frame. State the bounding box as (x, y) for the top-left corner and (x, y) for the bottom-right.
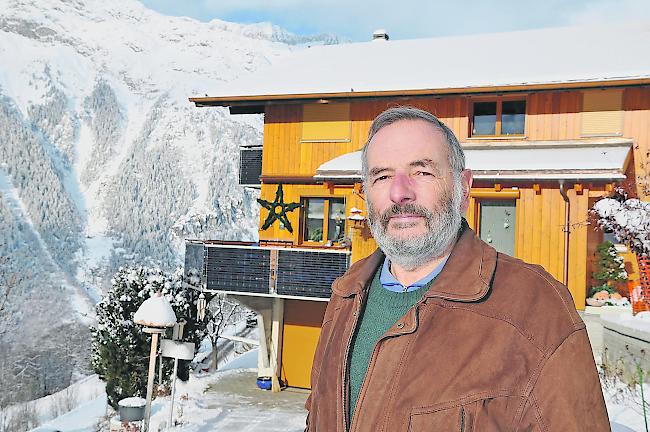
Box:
(469, 96), (527, 138)
(299, 196), (347, 246)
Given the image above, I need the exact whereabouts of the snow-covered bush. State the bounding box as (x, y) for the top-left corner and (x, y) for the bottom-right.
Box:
(591, 189), (650, 255)
(90, 266), (208, 409)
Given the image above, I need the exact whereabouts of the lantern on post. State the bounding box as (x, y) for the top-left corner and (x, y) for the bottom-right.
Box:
(348, 207), (366, 229)
(197, 292), (206, 321)
(134, 291), (177, 432)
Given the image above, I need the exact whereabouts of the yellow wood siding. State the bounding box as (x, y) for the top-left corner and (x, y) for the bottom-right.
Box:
(258, 183), (366, 244)
(281, 299), (327, 388)
(351, 225), (377, 263)
(526, 92), (582, 140)
(258, 86), (649, 310)
(624, 87), (650, 199)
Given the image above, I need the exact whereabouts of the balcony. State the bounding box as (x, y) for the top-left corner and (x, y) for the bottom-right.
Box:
(185, 241), (350, 300)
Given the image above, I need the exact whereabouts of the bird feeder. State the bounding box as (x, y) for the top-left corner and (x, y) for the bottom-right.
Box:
(134, 291), (177, 432)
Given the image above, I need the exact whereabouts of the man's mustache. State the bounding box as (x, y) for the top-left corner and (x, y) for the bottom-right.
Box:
(377, 203), (433, 228)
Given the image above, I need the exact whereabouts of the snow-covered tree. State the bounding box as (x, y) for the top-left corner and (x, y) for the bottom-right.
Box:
(592, 188), (650, 255)
(91, 266), (207, 408)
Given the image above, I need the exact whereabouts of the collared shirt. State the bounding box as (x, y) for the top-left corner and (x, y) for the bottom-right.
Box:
(379, 255), (450, 293)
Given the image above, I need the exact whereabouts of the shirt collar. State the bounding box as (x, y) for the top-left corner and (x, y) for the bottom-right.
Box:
(380, 255), (450, 293)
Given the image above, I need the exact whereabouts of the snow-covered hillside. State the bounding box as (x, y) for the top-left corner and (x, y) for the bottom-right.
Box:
(0, 0), (336, 410)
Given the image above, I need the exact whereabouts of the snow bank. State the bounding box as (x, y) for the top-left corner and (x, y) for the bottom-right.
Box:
(601, 311), (650, 342)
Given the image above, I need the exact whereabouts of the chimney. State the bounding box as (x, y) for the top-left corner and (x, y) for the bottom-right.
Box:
(372, 29), (389, 41)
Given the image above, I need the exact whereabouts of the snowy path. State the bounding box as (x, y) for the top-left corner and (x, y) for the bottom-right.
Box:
(147, 349), (308, 432)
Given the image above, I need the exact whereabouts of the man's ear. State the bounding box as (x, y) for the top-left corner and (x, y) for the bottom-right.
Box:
(460, 169), (473, 213)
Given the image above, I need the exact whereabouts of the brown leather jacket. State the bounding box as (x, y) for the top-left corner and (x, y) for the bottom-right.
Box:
(306, 222), (610, 431)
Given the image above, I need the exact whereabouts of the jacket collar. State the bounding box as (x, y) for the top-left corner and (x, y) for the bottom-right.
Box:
(333, 220), (497, 302)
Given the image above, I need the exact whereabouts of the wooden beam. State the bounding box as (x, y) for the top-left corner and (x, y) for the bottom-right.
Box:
(574, 183), (584, 195)
(470, 190), (520, 199)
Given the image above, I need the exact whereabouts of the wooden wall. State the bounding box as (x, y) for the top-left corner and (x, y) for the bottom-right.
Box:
(623, 87), (650, 198)
(261, 89), (599, 179)
(258, 183), (367, 244)
(258, 86), (649, 309)
(281, 299), (327, 388)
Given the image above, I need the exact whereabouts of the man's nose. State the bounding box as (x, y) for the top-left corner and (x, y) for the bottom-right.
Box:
(389, 173), (415, 205)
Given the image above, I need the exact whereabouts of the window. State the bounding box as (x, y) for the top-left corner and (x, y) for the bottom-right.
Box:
(301, 103), (351, 142)
(301, 198), (346, 244)
(471, 99), (525, 137)
(478, 200), (516, 255)
(581, 89), (623, 137)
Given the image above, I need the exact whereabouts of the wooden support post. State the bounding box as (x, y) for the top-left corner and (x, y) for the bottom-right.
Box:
(270, 298), (284, 392)
(257, 312), (271, 376)
(143, 329), (161, 432)
(574, 183), (584, 195)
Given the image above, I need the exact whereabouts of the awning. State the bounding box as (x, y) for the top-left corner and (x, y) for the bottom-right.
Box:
(314, 139), (632, 182)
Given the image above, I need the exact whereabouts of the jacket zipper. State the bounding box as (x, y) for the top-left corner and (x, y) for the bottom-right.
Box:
(342, 290), (365, 432)
(460, 406), (465, 432)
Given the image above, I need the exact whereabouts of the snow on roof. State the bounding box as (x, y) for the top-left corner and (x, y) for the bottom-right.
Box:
(315, 140), (631, 182)
(198, 23), (650, 100)
(134, 293), (177, 328)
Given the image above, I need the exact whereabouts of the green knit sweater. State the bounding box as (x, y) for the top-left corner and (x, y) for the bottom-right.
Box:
(347, 267), (432, 426)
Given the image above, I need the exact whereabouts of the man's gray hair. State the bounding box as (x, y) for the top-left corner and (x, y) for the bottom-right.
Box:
(361, 106), (465, 182)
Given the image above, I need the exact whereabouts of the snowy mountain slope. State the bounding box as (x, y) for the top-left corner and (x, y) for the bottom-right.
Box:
(0, 0), (337, 406)
(0, 0), (314, 293)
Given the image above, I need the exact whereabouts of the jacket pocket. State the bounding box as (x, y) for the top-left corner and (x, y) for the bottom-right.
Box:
(408, 405), (472, 432)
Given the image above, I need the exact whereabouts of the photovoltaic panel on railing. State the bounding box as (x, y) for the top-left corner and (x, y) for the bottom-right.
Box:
(239, 148), (262, 186)
(184, 242), (205, 283)
(205, 247), (270, 293)
(276, 250), (349, 298)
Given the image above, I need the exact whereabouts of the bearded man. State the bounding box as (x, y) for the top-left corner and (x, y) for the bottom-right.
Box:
(304, 107), (610, 431)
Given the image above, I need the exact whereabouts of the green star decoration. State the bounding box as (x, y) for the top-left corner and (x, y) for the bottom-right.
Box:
(257, 184), (302, 233)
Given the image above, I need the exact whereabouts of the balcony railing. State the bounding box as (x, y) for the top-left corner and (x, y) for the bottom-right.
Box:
(185, 241), (351, 299)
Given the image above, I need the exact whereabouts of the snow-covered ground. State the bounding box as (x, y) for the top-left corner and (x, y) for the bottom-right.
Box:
(26, 310), (650, 431)
(28, 352), (649, 431)
(31, 348), (308, 432)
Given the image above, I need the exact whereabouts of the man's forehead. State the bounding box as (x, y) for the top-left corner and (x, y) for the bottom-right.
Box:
(366, 120), (449, 166)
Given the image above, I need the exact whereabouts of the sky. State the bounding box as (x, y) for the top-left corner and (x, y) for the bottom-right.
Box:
(138, 0), (649, 42)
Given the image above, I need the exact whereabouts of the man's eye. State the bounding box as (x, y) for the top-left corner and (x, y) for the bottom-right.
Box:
(373, 175), (390, 184)
(414, 171), (433, 177)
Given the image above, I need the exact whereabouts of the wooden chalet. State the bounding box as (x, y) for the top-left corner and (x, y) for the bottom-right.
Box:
(187, 24), (650, 390)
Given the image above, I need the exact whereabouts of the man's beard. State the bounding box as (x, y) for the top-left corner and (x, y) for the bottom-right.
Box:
(367, 178), (463, 271)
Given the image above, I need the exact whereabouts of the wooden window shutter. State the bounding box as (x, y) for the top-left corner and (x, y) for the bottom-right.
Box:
(581, 89), (623, 136)
(301, 103), (351, 142)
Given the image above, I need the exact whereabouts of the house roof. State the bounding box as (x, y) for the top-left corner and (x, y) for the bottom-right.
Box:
(314, 139), (632, 182)
(191, 23), (650, 107)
